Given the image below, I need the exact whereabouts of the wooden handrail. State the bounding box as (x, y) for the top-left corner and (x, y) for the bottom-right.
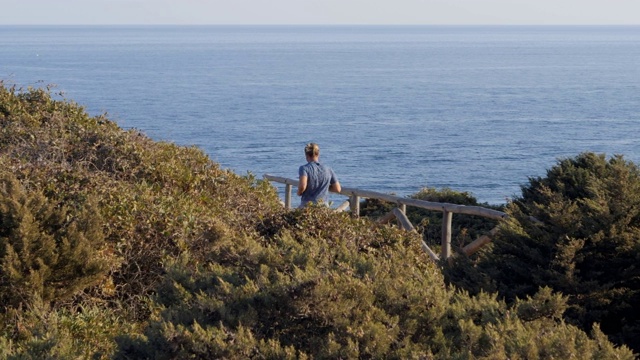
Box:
(263, 174), (507, 219)
(263, 174), (507, 260)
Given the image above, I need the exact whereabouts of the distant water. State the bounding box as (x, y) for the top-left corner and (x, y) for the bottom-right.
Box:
(2, 25), (640, 205)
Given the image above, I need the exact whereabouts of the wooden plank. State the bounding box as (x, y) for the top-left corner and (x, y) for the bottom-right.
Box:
(340, 186), (400, 203)
(421, 241), (440, 262)
(391, 208), (439, 262)
(397, 197), (507, 220)
(392, 208), (415, 231)
(441, 204), (507, 220)
(264, 174), (299, 186)
(341, 187), (506, 220)
(334, 200), (350, 212)
(441, 210), (453, 259)
(462, 226), (500, 256)
(377, 210), (396, 224)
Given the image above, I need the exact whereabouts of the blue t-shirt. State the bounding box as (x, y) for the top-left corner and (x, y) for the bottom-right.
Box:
(299, 162), (339, 206)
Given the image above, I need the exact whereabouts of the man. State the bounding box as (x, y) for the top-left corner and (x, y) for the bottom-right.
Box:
(297, 142), (341, 207)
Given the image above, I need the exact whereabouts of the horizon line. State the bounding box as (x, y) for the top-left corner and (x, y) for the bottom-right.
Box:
(2, 23), (639, 27)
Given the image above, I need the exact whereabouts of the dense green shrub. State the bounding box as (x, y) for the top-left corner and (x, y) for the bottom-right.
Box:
(0, 83), (282, 355)
(0, 83), (283, 315)
(471, 152), (640, 353)
(116, 206), (633, 359)
(0, 300), (139, 359)
(1, 84), (635, 358)
(0, 171), (108, 309)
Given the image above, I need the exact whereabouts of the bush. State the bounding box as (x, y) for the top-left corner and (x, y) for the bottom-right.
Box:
(0, 171), (108, 309)
(0, 300), (138, 359)
(116, 207), (634, 359)
(0, 83), (283, 316)
(472, 152), (640, 353)
(2, 84), (634, 358)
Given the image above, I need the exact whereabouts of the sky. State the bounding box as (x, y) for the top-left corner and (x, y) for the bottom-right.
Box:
(1, 0), (639, 25)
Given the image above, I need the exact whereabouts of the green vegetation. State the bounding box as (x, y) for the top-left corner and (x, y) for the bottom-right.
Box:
(449, 152), (640, 354)
(0, 83), (635, 358)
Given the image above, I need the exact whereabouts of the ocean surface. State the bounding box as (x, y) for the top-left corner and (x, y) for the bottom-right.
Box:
(1, 25), (639, 205)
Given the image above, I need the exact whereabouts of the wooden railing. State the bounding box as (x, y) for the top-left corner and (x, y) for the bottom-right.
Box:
(263, 174), (508, 262)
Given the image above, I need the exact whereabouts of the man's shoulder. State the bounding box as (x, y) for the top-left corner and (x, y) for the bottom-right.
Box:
(299, 162), (314, 175)
(300, 162), (312, 170)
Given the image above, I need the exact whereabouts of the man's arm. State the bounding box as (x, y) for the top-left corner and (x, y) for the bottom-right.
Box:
(329, 181), (341, 193)
(297, 175), (308, 196)
(329, 169), (341, 193)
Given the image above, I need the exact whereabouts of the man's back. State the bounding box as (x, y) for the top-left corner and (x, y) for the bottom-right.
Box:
(299, 161), (337, 206)
(297, 142), (341, 207)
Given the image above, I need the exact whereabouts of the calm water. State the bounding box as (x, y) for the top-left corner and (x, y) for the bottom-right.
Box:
(2, 25), (640, 204)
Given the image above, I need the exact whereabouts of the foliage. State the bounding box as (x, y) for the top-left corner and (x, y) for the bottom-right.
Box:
(0, 83), (282, 356)
(0, 300), (138, 359)
(0, 171), (109, 309)
(0, 84), (635, 358)
(117, 206), (633, 359)
(468, 152), (640, 353)
(0, 83), (283, 315)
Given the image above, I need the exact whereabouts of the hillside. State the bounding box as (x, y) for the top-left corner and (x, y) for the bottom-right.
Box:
(0, 84), (633, 358)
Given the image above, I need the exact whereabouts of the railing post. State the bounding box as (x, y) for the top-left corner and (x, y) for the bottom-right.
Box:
(350, 194), (360, 217)
(399, 203), (407, 229)
(284, 184), (292, 209)
(441, 210), (452, 259)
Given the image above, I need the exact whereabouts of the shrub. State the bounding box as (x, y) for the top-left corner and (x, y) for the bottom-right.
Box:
(0, 84), (283, 316)
(0, 300), (138, 359)
(2, 84), (634, 358)
(0, 171), (108, 309)
(473, 152), (640, 353)
(116, 207), (634, 359)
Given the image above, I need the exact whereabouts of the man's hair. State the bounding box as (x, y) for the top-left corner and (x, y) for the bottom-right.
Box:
(305, 143), (320, 157)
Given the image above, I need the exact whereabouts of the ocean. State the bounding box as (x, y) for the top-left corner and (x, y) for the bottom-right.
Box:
(1, 25), (639, 205)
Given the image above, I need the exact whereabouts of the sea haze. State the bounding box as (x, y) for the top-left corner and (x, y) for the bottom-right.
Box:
(2, 25), (639, 205)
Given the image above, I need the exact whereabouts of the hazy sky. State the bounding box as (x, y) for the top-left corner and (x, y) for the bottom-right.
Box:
(1, 0), (639, 25)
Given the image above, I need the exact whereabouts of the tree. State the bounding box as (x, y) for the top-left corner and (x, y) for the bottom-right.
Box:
(476, 152), (640, 352)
